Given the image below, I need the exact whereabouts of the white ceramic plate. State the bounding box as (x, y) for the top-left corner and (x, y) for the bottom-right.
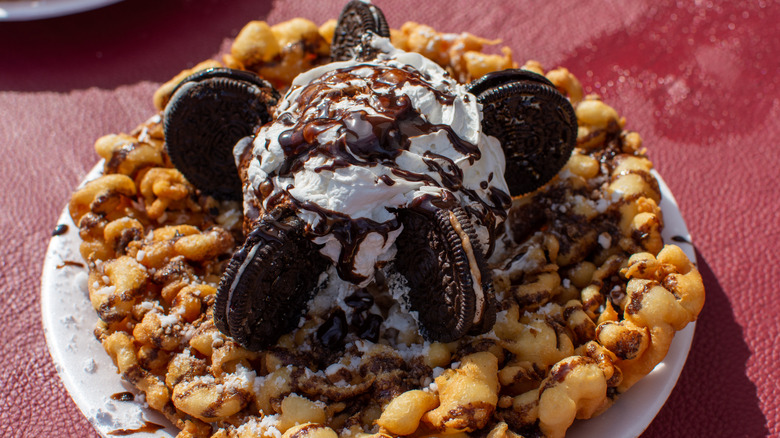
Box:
(0, 0), (122, 21)
(41, 163), (697, 438)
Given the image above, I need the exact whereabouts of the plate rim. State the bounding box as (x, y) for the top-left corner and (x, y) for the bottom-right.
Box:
(0, 0), (123, 21)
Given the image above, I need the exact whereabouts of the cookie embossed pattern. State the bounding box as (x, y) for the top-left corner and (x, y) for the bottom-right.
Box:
(42, 2), (705, 437)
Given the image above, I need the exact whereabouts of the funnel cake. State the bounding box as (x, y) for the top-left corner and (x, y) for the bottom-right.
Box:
(67, 5), (704, 438)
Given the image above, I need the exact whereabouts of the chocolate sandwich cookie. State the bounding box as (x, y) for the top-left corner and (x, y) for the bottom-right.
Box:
(330, 0), (391, 61)
(163, 68), (279, 200)
(394, 202), (496, 342)
(214, 210), (330, 351)
(468, 69), (577, 196)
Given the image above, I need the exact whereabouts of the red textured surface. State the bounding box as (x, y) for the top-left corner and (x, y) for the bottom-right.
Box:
(0, 0), (777, 436)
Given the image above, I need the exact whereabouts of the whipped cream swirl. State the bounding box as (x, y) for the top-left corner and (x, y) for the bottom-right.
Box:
(237, 38), (511, 285)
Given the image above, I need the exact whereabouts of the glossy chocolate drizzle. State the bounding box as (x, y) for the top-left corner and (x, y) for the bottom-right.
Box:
(255, 62), (511, 282)
(108, 421), (166, 436)
(274, 64), (477, 176)
(291, 195), (400, 284)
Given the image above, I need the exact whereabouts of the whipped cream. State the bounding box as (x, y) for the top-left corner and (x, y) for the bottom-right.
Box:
(239, 37), (511, 285)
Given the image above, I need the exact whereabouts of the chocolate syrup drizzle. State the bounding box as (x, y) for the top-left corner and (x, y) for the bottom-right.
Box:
(291, 195), (400, 284)
(254, 62), (511, 281)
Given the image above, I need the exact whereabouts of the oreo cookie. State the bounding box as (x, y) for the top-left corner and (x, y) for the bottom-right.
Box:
(467, 68), (556, 96)
(330, 0), (391, 61)
(394, 204), (496, 342)
(214, 211), (329, 351)
(468, 69), (577, 196)
(163, 68), (280, 200)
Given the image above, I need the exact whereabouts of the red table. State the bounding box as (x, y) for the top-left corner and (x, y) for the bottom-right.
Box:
(1, 0), (777, 436)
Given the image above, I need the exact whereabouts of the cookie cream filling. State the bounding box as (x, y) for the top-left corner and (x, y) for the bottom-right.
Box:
(224, 237), (262, 312)
(447, 211), (485, 324)
(241, 36), (510, 285)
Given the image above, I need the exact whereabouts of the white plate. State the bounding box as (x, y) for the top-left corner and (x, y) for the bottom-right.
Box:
(0, 0), (122, 21)
(41, 162), (697, 438)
